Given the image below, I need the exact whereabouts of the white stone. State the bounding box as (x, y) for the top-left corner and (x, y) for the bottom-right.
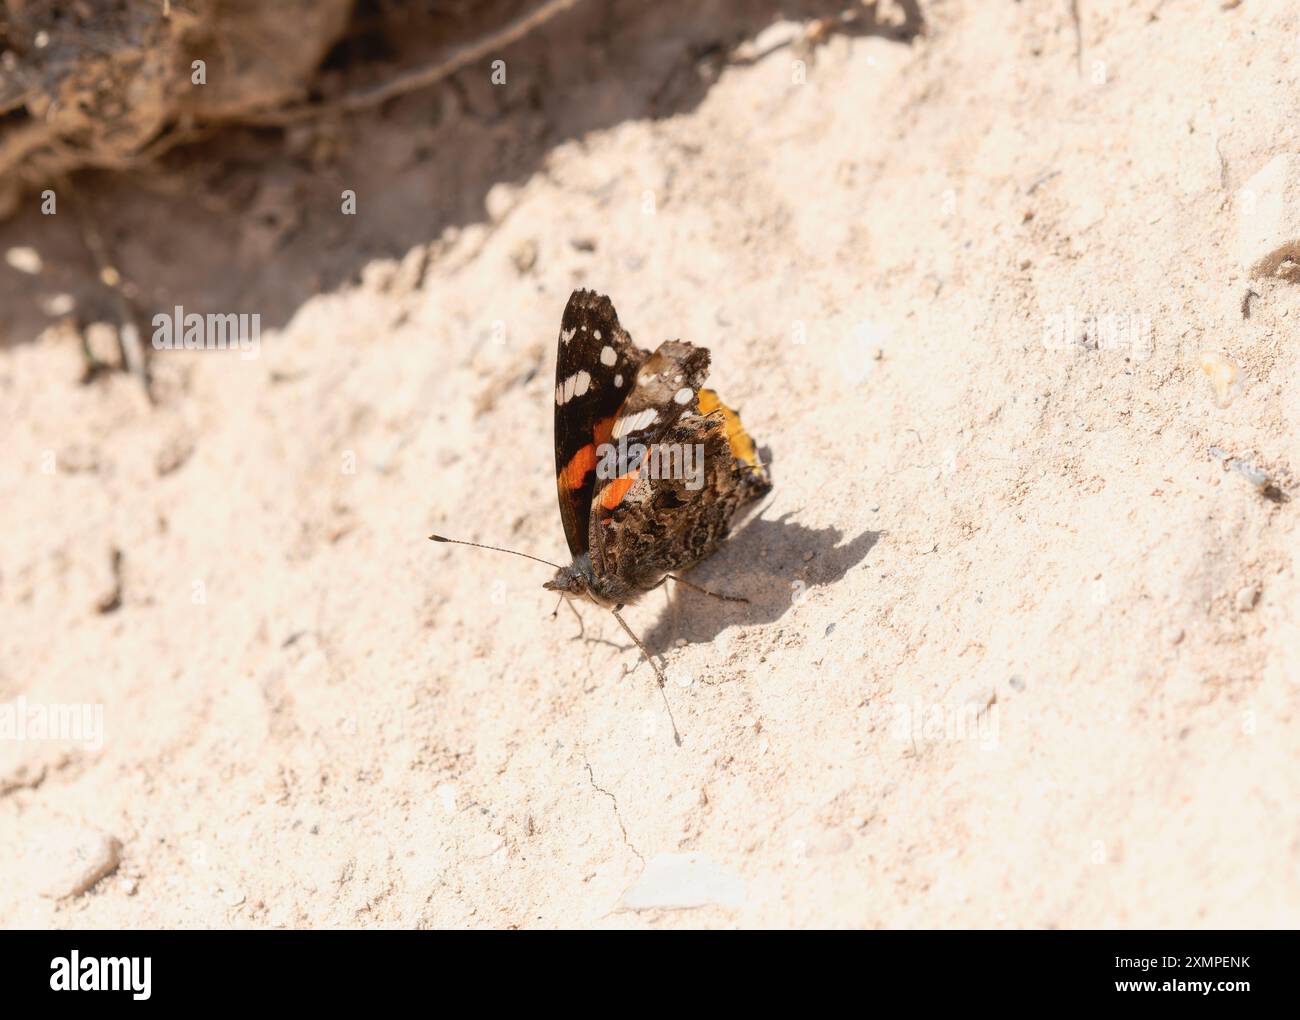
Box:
(484, 182), (516, 223)
(620, 852), (746, 910)
(34, 827), (122, 899)
(5, 246), (42, 274)
(1238, 154), (1300, 278)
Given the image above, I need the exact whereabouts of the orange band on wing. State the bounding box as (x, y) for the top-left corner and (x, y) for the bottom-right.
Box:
(560, 443), (596, 491)
(699, 388), (761, 468)
(593, 415), (615, 447)
(599, 471), (638, 510)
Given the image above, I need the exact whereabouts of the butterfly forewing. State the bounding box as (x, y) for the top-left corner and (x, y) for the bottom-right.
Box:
(553, 289), (647, 557)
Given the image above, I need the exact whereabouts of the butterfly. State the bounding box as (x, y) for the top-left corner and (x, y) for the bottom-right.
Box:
(432, 289), (771, 743)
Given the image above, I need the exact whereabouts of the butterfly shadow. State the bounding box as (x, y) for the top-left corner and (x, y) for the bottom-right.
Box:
(633, 511), (882, 656)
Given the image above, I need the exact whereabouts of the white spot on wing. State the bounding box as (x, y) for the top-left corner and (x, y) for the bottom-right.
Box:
(563, 374), (577, 403)
(614, 373), (623, 387)
(673, 386), (693, 405)
(613, 408), (658, 439)
(574, 370), (591, 397)
(561, 327), (576, 344)
(594, 329), (602, 340)
(600, 345), (616, 366)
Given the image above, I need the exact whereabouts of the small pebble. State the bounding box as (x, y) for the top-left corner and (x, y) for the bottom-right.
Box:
(1234, 585), (1260, 612)
(155, 435), (195, 477)
(39, 292), (76, 316)
(1200, 351), (1242, 408)
(1230, 458), (1271, 489)
(35, 828), (122, 899)
(483, 183), (516, 223)
(510, 238), (538, 274)
(1238, 153), (1300, 277)
(5, 246), (42, 274)
(621, 853), (746, 910)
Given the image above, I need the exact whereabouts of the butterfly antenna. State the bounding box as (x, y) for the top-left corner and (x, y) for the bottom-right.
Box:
(611, 608), (682, 747)
(428, 534), (562, 570)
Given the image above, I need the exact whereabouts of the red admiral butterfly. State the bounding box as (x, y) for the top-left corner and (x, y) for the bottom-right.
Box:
(432, 289), (771, 743)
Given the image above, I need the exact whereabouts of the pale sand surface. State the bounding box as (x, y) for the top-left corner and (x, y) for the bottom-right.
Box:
(1, 0), (1297, 927)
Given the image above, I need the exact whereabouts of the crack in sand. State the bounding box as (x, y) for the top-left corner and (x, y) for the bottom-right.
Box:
(583, 758), (643, 865)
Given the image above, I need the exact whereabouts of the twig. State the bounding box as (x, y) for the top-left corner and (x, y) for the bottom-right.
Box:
(1, 0), (584, 178)
(76, 201), (153, 400)
(244, 0), (587, 126)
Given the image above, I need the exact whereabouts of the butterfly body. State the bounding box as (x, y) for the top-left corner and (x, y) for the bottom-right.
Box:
(542, 552), (630, 609)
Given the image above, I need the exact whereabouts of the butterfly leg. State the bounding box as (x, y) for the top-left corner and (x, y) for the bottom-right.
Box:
(549, 594), (588, 640)
(611, 607), (682, 747)
(665, 573), (750, 604)
(565, 598), (587, 639)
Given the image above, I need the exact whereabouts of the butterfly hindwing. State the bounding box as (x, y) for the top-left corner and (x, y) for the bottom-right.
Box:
(554, 290), (648, 557)
(588, 339), (712, 571)
(594, 405), (772, 590)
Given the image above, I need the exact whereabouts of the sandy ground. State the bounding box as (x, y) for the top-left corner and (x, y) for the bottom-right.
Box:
(2, 0), (1298, 928)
